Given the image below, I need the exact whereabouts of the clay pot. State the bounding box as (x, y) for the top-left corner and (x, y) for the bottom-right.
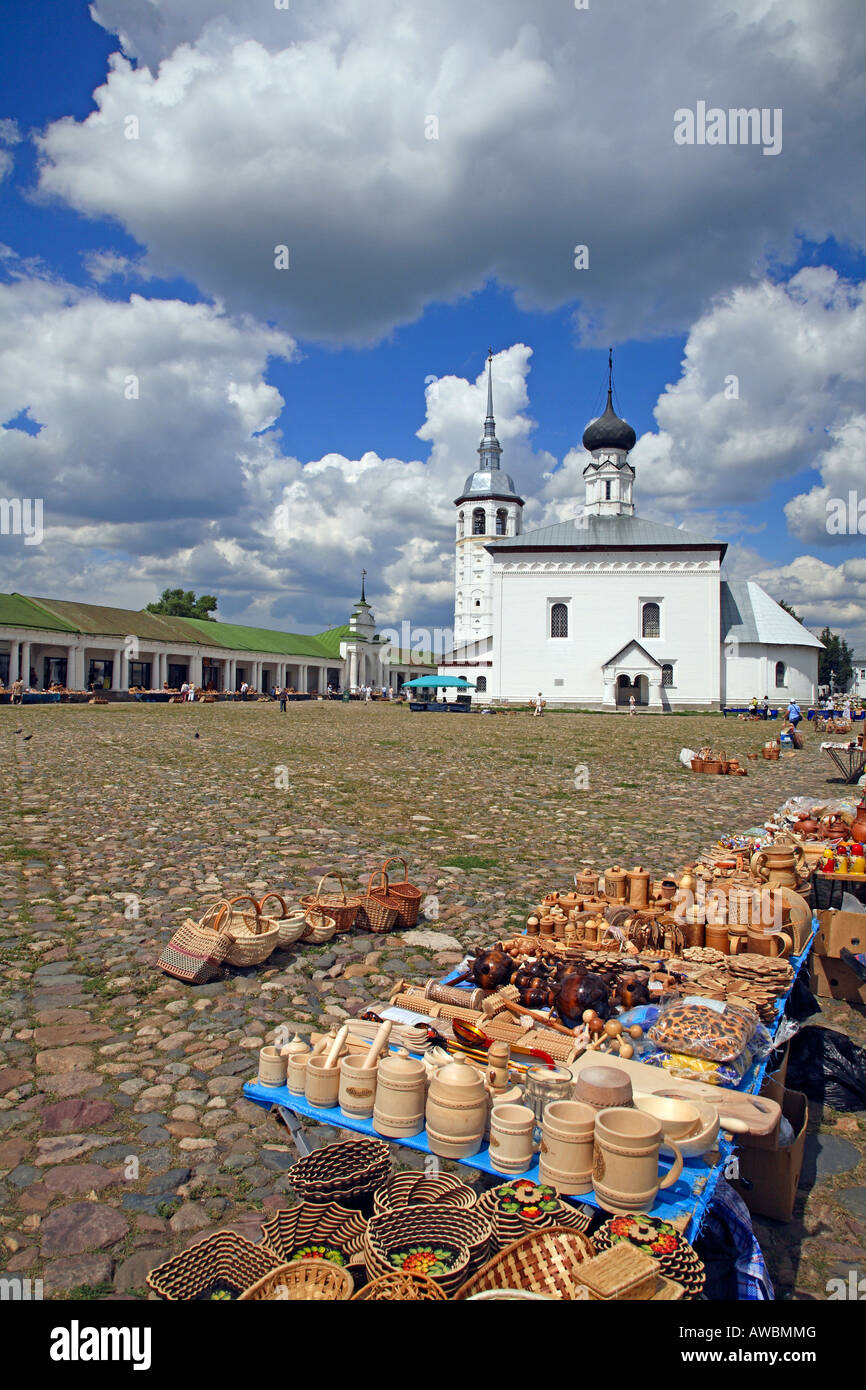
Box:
(373, 1048), (426, 1137)
(751, 835), (806, 889)
(852, 799), (866, 845)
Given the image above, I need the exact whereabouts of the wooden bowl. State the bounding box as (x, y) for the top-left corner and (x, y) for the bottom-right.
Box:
(574, 1065), (633, 1111)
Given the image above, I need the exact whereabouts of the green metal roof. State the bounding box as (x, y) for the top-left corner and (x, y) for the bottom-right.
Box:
(178, 616), (341, 657)
(0, 593), (79, 633)
(24, 596), (224, 644)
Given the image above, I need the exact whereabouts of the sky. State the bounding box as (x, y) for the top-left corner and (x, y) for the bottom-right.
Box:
(0, 0), (864, 647)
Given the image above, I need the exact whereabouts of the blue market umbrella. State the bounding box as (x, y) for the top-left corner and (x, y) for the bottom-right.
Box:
(401, 676), (477, 689)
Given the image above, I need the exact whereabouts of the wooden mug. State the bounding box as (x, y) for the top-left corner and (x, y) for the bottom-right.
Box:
(338, 1056), (377, 1118)
(539, 1100), (595, 1195)
(592, 1106), (684, 1215)
(304, 1055), (342, 1108)
(286, 1052), (308, 1096)
(258, 1045), (287, 1088)
(489, 1103), (536, 1176)
(745, 926), (793, 958)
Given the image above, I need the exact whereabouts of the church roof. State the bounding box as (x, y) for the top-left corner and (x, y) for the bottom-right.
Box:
(582, 390), (637, 454)
(720, 581), (824, 650)
(488, 514), (726, 554)
(455, 468), (523, 505)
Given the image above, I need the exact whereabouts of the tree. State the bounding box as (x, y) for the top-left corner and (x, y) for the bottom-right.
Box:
(817, 626), (854, 691)
(146, 589), (218, 621)
(778, 599), (804, 624)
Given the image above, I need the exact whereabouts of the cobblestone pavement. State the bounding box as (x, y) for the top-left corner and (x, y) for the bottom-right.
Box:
(0, 701), (862, 1299)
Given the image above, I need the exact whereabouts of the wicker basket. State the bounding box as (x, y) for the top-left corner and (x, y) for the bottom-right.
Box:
(300, 908), (337, 945)
(155, 916), (233, 984)
(357, 880), (399, 935)
(146, 1231), (282, 1300)
(300, 871), (362, 935)
(373, 1171), (477, 1217)
(379, 857), (422, 927)
(364, 1206), (492, 1295)
(454, 1226), (596, 1301)
(366, 861), (417, 928)
(476, 1186), (592, 1248)
(200, 895), (281, 967)
(350, 1271), (447, 1301)
(259, 1201), (368, 1266)
(261, 895), (308, 947)
(580, 1243), (658, 1300)
(286, 1139), (391, 1206)
(239, 1259), (354, 1301)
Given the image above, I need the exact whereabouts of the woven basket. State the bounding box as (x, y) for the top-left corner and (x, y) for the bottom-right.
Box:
(155, 916), (233, 984)
(239, 1259), (354, 1301)
(300, 908), (337, 945)
(580, 1243), (658, 1300)
(364, 1206), (492, 1295)
(286, 1139), (391, 1206)
(300, 871), (362, 935)
(373, 1171), (477, 1217)
(259, 1201), (368, 1266)
(146, 1231), (282, 1300)
(476, 1186), (592, 1248)
(379, 856), (422, 927)
(357, 881), (399, 935)
(454, 1226), (596, 1301)
(264, 897), (307, 947)
(201, 895), (281, 967)
(350, 1271), (447, 1301)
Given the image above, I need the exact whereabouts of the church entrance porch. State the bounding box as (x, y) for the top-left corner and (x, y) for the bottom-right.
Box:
(616, 674), (648, 706)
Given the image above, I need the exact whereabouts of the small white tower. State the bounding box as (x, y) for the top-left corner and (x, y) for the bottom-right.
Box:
(582, 350), (637, 518)
(453, 351), (524, 647)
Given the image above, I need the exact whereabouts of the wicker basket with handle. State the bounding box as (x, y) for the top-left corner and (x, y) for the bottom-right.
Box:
(300, 908), (337, 945)
(350, 1271), (447, 1301)
(379, 856), (422, 927)
(239, 1259), (353, 1301)
(300, 871), (363, 934)
(454, 1226), (596, 1301)
(358, 867), (400, 934)
(201, 895), (281, 967)
(256, 891), (307, 947)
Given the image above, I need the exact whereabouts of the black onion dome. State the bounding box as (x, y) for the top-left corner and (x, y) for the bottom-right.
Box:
(582, 390), (636, 453)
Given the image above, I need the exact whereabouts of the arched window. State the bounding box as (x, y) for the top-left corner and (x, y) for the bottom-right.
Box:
(495, 508), (507, 535)
(472, 508), (486, 535)
(775, 661), (787, 688)
(457, 510), (465, 538)
(605, 479), (612, 500)
(550, 602), (568, 638)
(661, 663), (674, 687)
(476, 676), (487, 692)
(474, 599), (481, 607)
(642, 602), (660, 638)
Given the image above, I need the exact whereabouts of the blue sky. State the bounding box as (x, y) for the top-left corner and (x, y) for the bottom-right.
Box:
(0, 1), (864, 642)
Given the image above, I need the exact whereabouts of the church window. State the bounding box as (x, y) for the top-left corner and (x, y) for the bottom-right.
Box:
(661, 663), (674, 687)
(550, 602), (568, 638)
(775, 661), (787, 688)
(458, 510), (465, 538)
(642, 602), (660, 638)
(605, 480), (612, 500)
(495, 508), (507, 535)
(476, 676), (487, 692)
(472, 508), (486, 535)
(474, 599), (481, 607)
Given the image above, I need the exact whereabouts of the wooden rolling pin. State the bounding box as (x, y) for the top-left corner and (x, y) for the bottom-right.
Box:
(324, 1024), (349, 1068)
(362, 1019), (392, 1069)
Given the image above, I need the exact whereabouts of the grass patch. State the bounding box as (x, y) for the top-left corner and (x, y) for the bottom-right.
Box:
(440, 854), (500, 870)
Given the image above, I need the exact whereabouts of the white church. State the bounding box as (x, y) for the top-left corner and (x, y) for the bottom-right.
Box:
(440, 354), (822, 709)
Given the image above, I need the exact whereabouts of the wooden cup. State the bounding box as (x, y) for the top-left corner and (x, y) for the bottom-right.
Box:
(489, 1103), (536, 1176)
(304, 1055), (342, 1108)
(338, 1056), (377, 1118)
(539, 1100), (595, 1195)
(258, 1045), (287, 1088)
(286, 1052), (308, 1096)
(592, 1106), (683, 1215)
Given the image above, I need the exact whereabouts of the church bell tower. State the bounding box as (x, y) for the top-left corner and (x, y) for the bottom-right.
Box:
(582, 350), (637, 518)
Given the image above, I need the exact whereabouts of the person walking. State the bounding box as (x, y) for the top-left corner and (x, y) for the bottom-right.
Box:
(11, 676), (24, 706)
(240, 680), (249, 702)
(364, 684), (372, 703)
(278, 686), (287, 713)
(628, 694), (636, 716)
(787, 698), (802, 729)
(534, 691), (544, 717)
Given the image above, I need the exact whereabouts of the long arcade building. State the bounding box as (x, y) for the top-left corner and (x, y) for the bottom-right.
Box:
(0, 590), (433, 694)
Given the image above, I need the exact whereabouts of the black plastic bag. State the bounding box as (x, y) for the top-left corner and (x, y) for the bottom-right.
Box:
(785, 970), (822, 1022)
(786, 1026), (866, 1111)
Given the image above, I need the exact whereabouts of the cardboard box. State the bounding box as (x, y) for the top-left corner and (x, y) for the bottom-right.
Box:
(731, 1080), (807, 1223)
(816, 908), (866, 957)
(811, 952), (866, 1005)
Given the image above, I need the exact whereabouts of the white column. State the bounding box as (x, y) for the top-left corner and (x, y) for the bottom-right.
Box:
(20, 641), (31, 687)
(10, 640), (21, 682)
(118, 646), (129, 690)
(602, 672), (616, 707)
(298, 663), (307, 693)
(349, 648), (358, 690)
(648, 674), (663, 708)
(189, 651), (202, 688)
(277, 662), (286, 688)
(80, 647), (88, 689)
